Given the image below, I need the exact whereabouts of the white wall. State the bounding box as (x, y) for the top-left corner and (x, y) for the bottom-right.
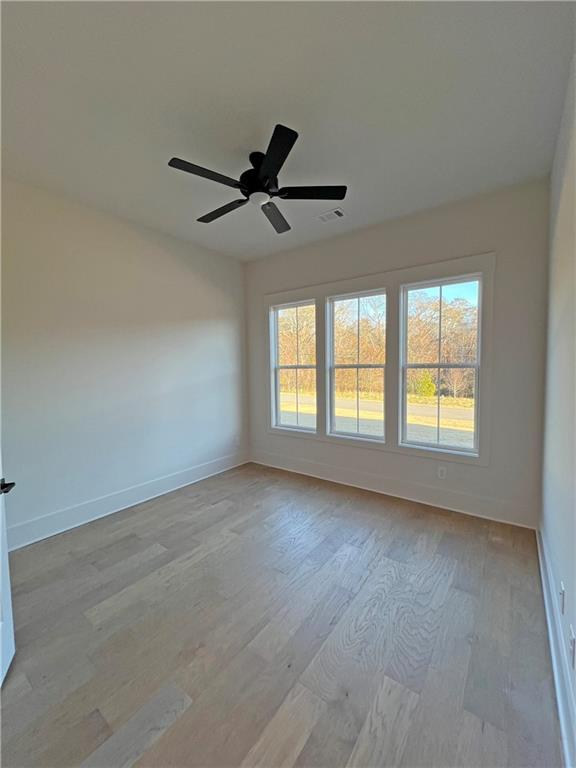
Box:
(0, 175), (554, 544)
(2, 180), (247, 550)
(541, 52), (575, 763)
(246, 179), (549, 528)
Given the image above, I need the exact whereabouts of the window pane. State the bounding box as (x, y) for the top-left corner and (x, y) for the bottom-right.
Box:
(277, 306), (297, 365)
(333, 298), (358, 364)
(405, 368), (438, 445)
(296, 369), (316, 429)
(358, 368), (384, 438)
(439, 368), (476, 450)
(407, 286), (440, 364)
(441, 281), (479, 364)
(359, 294), (386, 364)
(297, 304), (316, 365)
(278, 369), (297, 426)
(333, 368), (358, 433)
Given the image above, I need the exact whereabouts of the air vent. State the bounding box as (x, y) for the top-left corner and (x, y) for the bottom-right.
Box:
(318, 208), (345, 223)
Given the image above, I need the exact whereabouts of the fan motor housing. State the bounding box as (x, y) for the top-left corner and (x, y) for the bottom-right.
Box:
(239, 153), (279, 197)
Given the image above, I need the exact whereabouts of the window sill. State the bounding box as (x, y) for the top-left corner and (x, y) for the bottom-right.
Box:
(398, 441), (479, 460)
(266, 426), (488, 465)
(327, 431), (386, 448)
(270, 425), (317, 438)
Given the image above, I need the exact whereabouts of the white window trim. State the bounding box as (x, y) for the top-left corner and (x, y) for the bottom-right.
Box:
(326, 288), (387, 442)
(399, 273), (482, 456)
(270, 299), (318, 434)
(265, 252), (495, 466)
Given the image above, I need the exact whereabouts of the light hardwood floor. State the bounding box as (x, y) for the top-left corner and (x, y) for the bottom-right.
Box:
(2, 464), (561, 767)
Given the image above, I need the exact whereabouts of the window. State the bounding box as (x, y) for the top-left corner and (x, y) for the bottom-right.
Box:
(271, 301), (317, 431)
(328, 291), (386, 440)
(267, 253), (491, 461)
(400, 276), (480, 453)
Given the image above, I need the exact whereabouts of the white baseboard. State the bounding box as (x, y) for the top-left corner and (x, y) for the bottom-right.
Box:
(251, 449), (535, 530)
(7, 453), (248, 551)
(537, 531), (576, 768)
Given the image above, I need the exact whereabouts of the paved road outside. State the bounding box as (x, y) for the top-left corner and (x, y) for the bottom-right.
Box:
(279, 392), (475, 450)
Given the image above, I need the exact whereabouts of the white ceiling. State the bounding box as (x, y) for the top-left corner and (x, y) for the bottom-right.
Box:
(2, 2), (574, 261)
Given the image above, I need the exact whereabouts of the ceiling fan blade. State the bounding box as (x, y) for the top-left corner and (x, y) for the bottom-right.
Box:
(278, 185), (347, 200)
(259, 125), (298, 182)
(197, 199), (247, 223)
(261, 202), (291, 234)
(168, 158), (241, 189)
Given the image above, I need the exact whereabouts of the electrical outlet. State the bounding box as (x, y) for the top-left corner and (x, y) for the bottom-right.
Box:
(570, 626), (576, 671)
(559, 581), (565, 614)
(437, 466), (447, 480)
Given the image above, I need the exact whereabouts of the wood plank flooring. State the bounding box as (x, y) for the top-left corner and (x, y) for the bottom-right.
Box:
(1, 463), (562, 767)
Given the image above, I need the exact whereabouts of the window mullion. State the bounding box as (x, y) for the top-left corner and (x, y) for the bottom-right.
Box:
(274, 367), (279, 426)
(405, 362), (476, 370)
(383, 365), (386, 438)
(274, 310), (279, 427)
(356, 297), (360, 434)
(295, 306), (300, 426)
(356, 367), (359, 434)
(437, 285), (442, 445)
(295, 367), (299, 427)
(436, 367), (440, 445)
(315, 298), (326, 437)
(277, 364), (315, 370)
(356, 297), (360, 367)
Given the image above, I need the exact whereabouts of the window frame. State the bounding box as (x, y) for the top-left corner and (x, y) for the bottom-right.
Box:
(399, 273), (482, 456)
(269, 298), (318, 434)
(265, 252), (494, 465)
(326, 288), (387, 443)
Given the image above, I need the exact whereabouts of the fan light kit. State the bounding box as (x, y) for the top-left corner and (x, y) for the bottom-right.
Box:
(249, 192), (271, 207)
(168, 124), (347, 234)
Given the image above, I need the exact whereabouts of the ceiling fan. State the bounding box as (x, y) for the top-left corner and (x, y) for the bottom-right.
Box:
(168, 124), (347, 234)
